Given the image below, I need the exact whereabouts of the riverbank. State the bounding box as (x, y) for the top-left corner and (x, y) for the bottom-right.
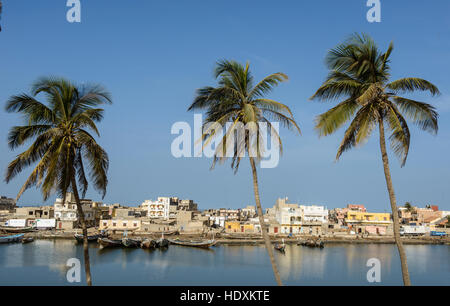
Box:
(19, 230), (450, 245)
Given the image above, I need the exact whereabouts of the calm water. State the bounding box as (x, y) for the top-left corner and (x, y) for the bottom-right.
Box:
(0, 240), (448, 286)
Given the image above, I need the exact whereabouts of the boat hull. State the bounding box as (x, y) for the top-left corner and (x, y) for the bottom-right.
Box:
(141, 239), (157, 249)
(0, 234), (24, 244)
(121, 238), (141, 248)
(74, 234), (102, 243)
(98, 238), (122, 249)
(168, 238), (216, 248)
(0, 227), (35, 233)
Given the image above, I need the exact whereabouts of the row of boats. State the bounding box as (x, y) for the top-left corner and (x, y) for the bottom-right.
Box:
(274, 239), (325, 253)
(74, 233), (217, 250)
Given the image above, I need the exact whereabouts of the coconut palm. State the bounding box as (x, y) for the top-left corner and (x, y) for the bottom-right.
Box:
(0, 1), (3, 32)
(311, 33), (440, 286)
(188, 60), (300, 286)
(5, 77), (111, 286)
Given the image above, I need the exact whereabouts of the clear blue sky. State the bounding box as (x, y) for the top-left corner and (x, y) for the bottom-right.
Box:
(1, 1), (449, 212)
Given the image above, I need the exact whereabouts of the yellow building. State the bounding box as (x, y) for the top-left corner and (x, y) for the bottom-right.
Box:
(346, 211), (391, 224)
(225, 221), (254, 233)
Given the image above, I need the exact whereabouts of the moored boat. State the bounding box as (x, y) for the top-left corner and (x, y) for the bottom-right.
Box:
(22, 237), (34, 244)
(155, 238), (169, 248)
(274, 243), (286, 253)
(122, 237), (141, 248)
(0, 226), (35, 233)
(140, 239), (157, 249)
(0, 234), (24, 244)
(74, 233), (102, 243)
(167, 238), (216, 248)
(298, 239), (324, 248)
(98, 237), (122, 249)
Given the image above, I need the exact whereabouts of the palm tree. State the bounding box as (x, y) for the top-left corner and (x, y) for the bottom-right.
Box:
(404, 202), (413, 212)
(188, 60), (300, 286)
(0, 1), (3, 32)
(311, 33), (440, 286)
(5, 77), (111, 286)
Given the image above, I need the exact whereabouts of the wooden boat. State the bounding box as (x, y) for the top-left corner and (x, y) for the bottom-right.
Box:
(274, 243), (286, 253)
(74, 233), (102, 243)
(155, 238), (169, 248)
(167, 238), (216, 248)
(0, 234), (24, 244)
(0, 226), (35, 233)
(98, 237), (122, 249)
(298, 239), (324, 248)
(121, 238), (141, 248)
(22, 237), (34, 244)
(140, 239), (157, 249)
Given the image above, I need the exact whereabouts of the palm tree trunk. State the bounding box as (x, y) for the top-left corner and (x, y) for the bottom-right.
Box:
(378, 118), (411, 286)
(71, 176), (93, 286)
(249, 157), (283, 286)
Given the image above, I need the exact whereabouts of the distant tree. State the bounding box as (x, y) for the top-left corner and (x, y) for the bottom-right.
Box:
(404, 202), (413, 212)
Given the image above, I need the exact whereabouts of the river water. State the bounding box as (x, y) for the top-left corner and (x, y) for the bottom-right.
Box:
(0, 240), (448, 285)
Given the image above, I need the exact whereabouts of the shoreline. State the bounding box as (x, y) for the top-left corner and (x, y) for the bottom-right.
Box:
(20, 231), (450, 246)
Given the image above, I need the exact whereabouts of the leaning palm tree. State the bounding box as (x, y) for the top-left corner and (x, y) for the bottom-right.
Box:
(5, 77), (111, 286)
(311, 33), (440, 286)
(188, 60), (300, 286)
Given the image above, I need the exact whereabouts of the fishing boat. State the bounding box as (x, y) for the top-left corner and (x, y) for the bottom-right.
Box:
(298, 239), (324, 248)
(0, 234), (24, 244)
(155, 238), (169, 248)
(97, 237), (122, 249)
(22, 237), (34, 244)
(274, 243), (286, 253)
(167, 238), (216, 248)
(0, 226), (35, 233)
(74, 233), (102, 243)
(274, 238), (286, 253)
(140, 239), (157, 249)
(121, 237), (141, 248)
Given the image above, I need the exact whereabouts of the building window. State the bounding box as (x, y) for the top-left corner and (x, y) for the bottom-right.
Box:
(29, 211), (33, 215)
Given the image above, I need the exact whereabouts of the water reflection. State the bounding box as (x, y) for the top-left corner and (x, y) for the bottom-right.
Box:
(0, 240), (448, 285)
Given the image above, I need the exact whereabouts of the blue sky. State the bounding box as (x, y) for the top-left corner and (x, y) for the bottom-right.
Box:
(0, 0), (449, 212)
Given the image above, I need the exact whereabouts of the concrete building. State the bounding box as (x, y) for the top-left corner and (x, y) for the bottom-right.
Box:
(178, 199), (198, 211)
(141, 197), (178, 220)
(54, 193), (97, 229)
(300, 205), (328, 223)
(276, 206), (302, 234)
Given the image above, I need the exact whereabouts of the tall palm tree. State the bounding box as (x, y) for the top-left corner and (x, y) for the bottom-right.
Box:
(188, 60), (300, 286)
(5, 77), (111, 286)
(0, 1), (3, 32)
(311, 33), (440, 286)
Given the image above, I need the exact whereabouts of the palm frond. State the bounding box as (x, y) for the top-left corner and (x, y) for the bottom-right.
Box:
(392, 96), (438, 134)
(387, 78), (440, 96)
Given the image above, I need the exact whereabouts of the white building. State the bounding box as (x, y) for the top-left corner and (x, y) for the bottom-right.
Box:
(276, 207), (303, 234)
(300, 205), (328, 223)
(54, 193), (96, 227)
(141, 197), (178, 220)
